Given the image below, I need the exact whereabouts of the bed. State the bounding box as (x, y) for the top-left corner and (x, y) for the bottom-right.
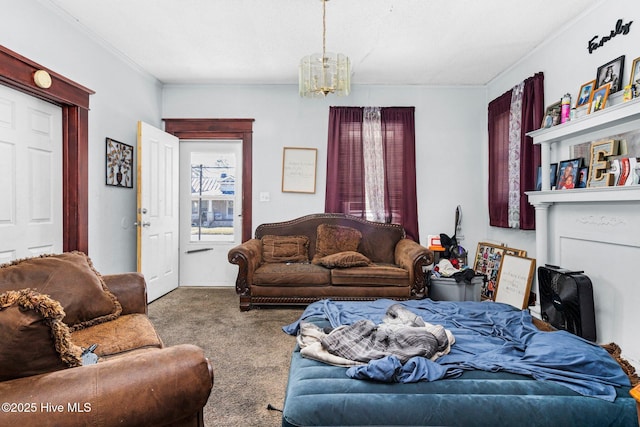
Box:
(281, 299), (638, 427)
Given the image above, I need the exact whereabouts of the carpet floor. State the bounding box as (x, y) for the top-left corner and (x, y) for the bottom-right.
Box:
(148, 287), (304, 427)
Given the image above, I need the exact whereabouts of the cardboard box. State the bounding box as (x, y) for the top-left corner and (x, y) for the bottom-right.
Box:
(428, 275), (483, 302)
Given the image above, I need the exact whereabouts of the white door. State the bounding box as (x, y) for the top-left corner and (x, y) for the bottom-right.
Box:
(179, 140), (243, 286)
(0, 84), (62, 263)
(137, 121), (180, 302)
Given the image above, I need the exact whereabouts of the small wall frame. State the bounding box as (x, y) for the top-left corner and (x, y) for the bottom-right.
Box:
(494, 254), (536, 310)
(281, 147), (317, 193)
(105, 138), (133, 188)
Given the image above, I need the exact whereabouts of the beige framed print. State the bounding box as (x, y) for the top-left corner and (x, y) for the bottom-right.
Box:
(629, 56), (640, 88)
(494, 254), (536, 310)
(282, 147), (317, 193)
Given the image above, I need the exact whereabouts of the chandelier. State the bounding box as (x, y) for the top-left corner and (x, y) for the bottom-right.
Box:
(299, 0), (351, 97)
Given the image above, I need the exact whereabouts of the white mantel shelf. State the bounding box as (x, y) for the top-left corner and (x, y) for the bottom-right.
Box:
(527, 185), (640, 204)
(528, 96), (640, 146)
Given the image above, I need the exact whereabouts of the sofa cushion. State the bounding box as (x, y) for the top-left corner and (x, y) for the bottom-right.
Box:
(254, 263), (330, 286)
(0, 288), (83, 381)
(330, 263), (409, 287)
(71, 313), (163, 359)
(0, 252), (122, 331)
(262, 235), (310, 263)
(313, 224), (362, 262)
(313, 251), (372, 268)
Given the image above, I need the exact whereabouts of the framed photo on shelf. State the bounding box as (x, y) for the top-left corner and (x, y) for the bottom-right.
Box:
(576, 80), (596, 108)
(541, 100), (561, 128)
(556, 158), (581, 190)
(596, 55), (625, 93)
(589, 83), (611, 114)
(535, 163), (558, 190)
(473, 242), (527, 301)
(576, 166), (589, 188)
(629, 56), (640, 88)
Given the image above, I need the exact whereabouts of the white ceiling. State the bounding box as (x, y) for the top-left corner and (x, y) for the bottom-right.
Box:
(46, 0), (602, 86)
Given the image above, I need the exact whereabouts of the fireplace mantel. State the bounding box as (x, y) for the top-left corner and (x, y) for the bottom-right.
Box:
(524, 98), (640, 369)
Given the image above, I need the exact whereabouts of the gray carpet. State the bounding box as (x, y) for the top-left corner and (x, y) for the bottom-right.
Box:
(147, 287), (304, 427)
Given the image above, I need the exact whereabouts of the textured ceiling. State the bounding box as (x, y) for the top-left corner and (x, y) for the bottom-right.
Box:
(46, 0), (602, 85)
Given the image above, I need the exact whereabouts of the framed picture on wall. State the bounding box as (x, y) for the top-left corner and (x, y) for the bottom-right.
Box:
(281, 147), (318, 193)
(105, 138), (134, 188)
(595, 55), (625, 93)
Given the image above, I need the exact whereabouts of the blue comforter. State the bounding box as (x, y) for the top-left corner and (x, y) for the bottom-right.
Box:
(283, 299), (630, 401)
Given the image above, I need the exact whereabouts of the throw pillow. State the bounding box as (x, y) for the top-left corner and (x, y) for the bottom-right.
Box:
(0, 288), (83, 381)
(313, 224), (363, 262)
(262, 235), (310, 263)
(313, 251), (372, 268)
(0, 251), (122, 331)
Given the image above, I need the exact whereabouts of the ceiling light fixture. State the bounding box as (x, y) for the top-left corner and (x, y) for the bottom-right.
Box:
(299, 0), (350, 98)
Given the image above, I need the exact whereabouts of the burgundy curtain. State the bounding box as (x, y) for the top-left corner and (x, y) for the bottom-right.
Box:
(519, 73), (544, 229)
(325, 107), (365, 215)
(325, 106), (420, 241)
(381, 107), (419, 241)
(488, 72), (544, 229)
(488, 91), (512, 227)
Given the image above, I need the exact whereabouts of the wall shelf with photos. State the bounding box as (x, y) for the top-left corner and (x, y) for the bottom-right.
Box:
(526, 95), (640, 200)
(525, 96), (640, 272)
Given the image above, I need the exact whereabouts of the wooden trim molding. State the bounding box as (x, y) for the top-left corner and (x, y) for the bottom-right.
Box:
(163, 118), (254, 242)
(0, 45), (94, 253)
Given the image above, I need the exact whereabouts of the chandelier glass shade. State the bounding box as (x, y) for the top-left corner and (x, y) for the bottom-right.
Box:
(299, 0), (351, 98)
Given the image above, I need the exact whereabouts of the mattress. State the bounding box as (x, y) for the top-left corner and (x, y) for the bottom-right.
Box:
(281, 300), (638, 427)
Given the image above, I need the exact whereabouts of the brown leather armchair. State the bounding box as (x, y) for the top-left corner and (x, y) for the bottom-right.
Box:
(0, 253), (213, 427)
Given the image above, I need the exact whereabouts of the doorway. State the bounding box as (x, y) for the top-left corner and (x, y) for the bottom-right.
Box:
(0, 84), (63, 262)
(179, 140), (243, 286)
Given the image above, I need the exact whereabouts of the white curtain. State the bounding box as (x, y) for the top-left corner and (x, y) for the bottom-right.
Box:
(508, 82), (524, 229)
(362, 107), (386, 222)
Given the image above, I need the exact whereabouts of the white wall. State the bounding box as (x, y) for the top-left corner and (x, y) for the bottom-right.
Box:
(163, 84), (487, 252)
(1, 0), (163, 273)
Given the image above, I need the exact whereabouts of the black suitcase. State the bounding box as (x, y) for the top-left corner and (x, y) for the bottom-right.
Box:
(538, 264), (596, 342)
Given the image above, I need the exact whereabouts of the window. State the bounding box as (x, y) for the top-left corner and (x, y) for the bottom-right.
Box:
(325, 107), (420, 241)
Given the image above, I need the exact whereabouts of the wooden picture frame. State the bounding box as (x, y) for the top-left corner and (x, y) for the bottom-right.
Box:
(282, 147), (317, 193)
(629, 56), (640, 88)
(556, 158), (581, 190)
(106, 138), (133, 188)
(596, 55), (625, 93)
(589, 83), (611, 114)
(473, 242), (527, 300)
(576, 80), (596, 108)
(494, 255), (536, 310)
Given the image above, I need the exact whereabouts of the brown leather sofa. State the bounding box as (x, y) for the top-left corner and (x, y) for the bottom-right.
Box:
(0, 252), (213, 427)
(228, 213), (433, 311)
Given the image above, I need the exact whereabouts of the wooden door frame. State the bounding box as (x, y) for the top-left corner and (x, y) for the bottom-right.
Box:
(0, 45), (93, 253)
(163, 118), (254, 242)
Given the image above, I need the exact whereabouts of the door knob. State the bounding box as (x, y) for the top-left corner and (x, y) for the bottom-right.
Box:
(134, 221), (151, 227)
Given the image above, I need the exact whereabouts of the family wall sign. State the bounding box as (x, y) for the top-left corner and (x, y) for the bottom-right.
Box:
(588, 18), (633, 54)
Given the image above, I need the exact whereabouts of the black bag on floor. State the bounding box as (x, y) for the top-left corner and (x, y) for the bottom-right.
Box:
(538, 264), (596, 341)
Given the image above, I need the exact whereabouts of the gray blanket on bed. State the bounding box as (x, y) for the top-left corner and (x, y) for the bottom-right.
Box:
(320, 304), (454, 363)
